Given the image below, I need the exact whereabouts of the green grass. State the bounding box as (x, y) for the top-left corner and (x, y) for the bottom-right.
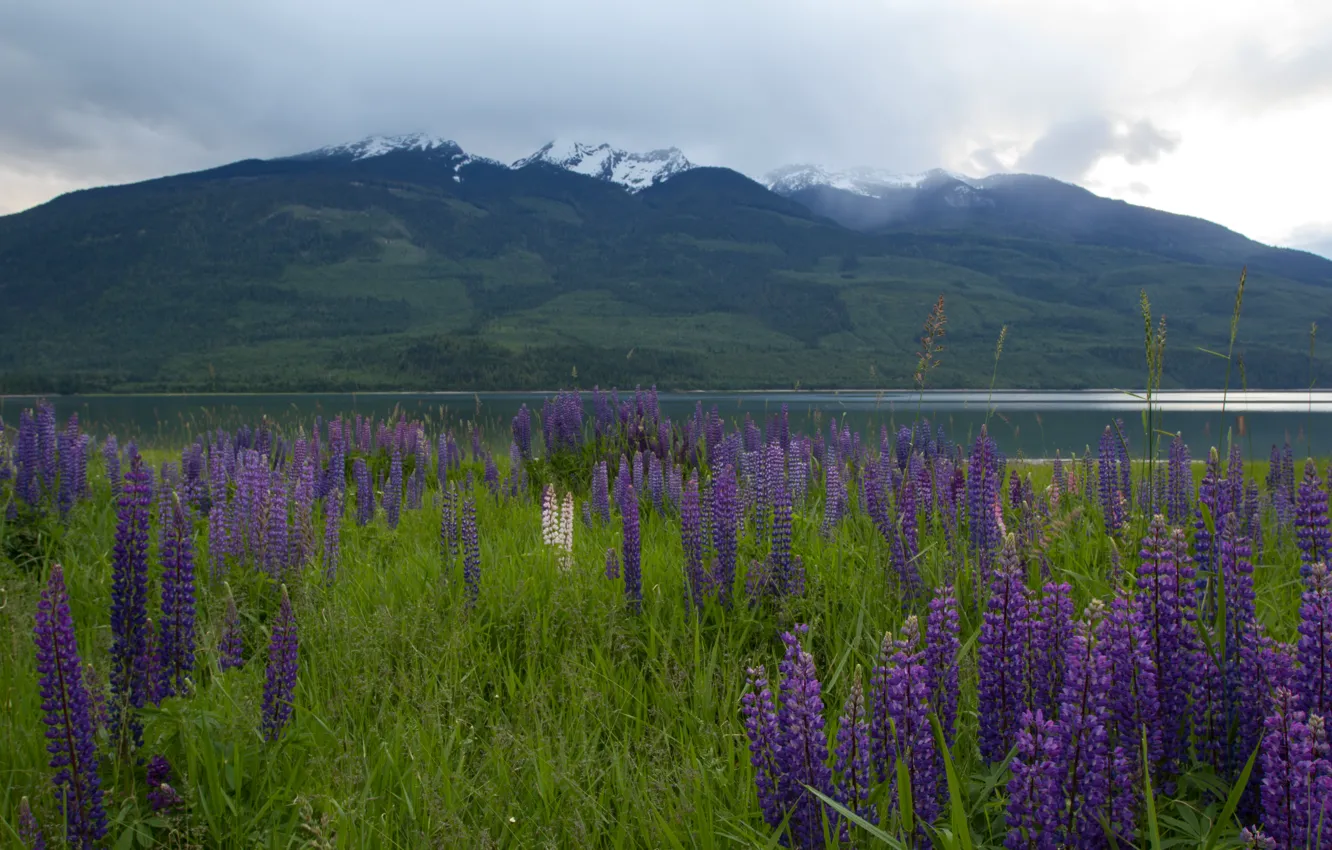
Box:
(0, 448), (1320, 847)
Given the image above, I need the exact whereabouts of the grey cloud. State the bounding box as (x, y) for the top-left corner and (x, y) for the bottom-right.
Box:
(1287, 223), (1332, 261)
(1015, 116), (1179, 181)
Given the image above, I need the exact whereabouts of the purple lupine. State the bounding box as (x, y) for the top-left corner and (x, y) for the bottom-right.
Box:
(110, 448), (152, 749)
(1260, 688), (1312, 848)
(1245, 478), (1264, 564)
(1098, 425), (1126, 536)
(157, 497), (197, 699)
(775, 625), (837, 848)
(591, 461), (610, 523)
(145, 755), (184, 811)
(103, 435), (121, 495)
(667, 465), (683, 510)
(1297, 460), (1331, 576)
(822, 458), (844, 536)
(440, 484), (457, 557)
(261, 587), (299, 741)
(207, 502), (229, 581)
(1193, 643), (1227, 771)
(620, 484), (642, 611)
(36, 401), (57, 496)
(385, 448), (403, 529)
(613, 454), (629, 510)
(968, 426), (1003, 573)
(770, 477), (796, 598)
(353, 458), (374, 526)
(604, 547), (620, 580)
(1057, 599), (1114, 849)
(219, 591), (244, 671)
(682, 471), (705, 610)
(1298, 563), (1332, 718)
(875, 616), (941, 827)
(926, 586), (961, 743)
(1136, 516), (1199, 775)
(33, 564), (108, 847)
(56, 415), (80, 516)
(979, 535), (1032, 762)
(648, 453), (664, 513)
(1239, 625), (1299, 789)
(289, 458), (315, 570)
(512, 404), (533, 460)
(462, 496), (480, 606)
(139, 618), (163, 708)
(18, 795), (46, 850)
(1031, 582), (1074, 720)
(712, 468), (739, 609)
(742, 665), (784, 831)
(263, 474), (289, 578)
(1006, 710), (1062, 850)
(1104, 591), (1160, 834)
(835, 670), (875, 825)
(323, 487), (342, 584)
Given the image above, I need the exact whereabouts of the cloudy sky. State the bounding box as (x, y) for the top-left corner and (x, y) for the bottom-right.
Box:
(2, 0), (1330, 256)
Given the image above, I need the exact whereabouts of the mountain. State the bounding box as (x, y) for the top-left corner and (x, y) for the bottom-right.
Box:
(2, 135), (1331, 393)
(513, 140), (694, 192)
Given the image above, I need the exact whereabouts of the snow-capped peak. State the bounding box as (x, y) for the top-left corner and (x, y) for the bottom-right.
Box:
(295, 132), (465, 161)
(764, 164), (974, 198)
(512, 140), (695, 192)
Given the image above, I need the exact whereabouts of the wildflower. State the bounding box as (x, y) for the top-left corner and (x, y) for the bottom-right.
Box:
(219, 590), (245, 671)
(261, 587), (299, 741)
(926, 586), (961, 743)
(1297, 460), (1331, 576)
(145, 755), (184, 811)
(158, 496), (198, 699)
(462, 496), (480, 606)
(775, 625), (837, 847)
(835, 669), (874, 824)
(620, 484), (642, 610)
(18, 796), (46, 850)
(978, 535), (1031, 762)
(110, 447), (152, 748)
(1006, 710), (1061, 850)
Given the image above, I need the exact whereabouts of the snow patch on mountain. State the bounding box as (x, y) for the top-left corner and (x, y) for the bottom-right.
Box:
(764, 164), (978, 198)
(297, 132), (466, 161)
(513, 141), (694, 192)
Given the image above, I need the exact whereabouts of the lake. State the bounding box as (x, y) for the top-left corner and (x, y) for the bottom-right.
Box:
(2, 389), (1330, 458)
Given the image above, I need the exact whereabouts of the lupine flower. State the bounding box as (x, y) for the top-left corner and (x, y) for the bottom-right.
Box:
(512, 404), (532, 460)
(620, 484), (642, 610)
(1104, 591), (1161, 833)
(822, 458), (844, 536)
(1260, 688), (1312, 848)
(1006, 710), (1062, 850)
(263, 474), (289, 578)
(1297, 460), (1331, 576)
(145, 755), (184, 811)
(102, 435), (121, 495)
(1031, 582), (1074, 720)
(979, 535), (1031, 762)
(110, 447), (152, 749)
(385, 448), (403, 529)
(835, 669), (874, 825)
(323, 487), (342, 583)
(926, 585), (961, 743)
(1098, 425), (1127, 535)
(1298, 563), (1332, 718)
(219, 590), (244, 671)
(742, 665), (784, 830)
(290, 458), (316, 569)
(18, 796), (46, 850)
(649, 453), (664, 513)
(769, 477), (795, 598)
(874, 616), (941, 827)
(712, 468), (739, 609)
(1136, 515), (1199, 775)
(1057, 599), (1115, 849)
(775, 625), (836, 848)
(604, 547), (620, 580)
(33, 564), (108, 847)
(440, 484), (457, 557)
(967, 426), (1002, 571)
(462, 496), (480, 606)
(1193, 643), (1226, 770)
(592, 461), (611, 523)
(354, 458), (374, 526)
(261, 587), (299, 741)
(158, 496), (197, 700)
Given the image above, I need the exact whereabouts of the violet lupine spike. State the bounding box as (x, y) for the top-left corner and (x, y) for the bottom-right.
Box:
(139, 618), (163, 708)
(1136, 516), (1199, 776)
(1244, 478), (1264, 564)
(18, 795), (46, 850)
(712, 468), (740, 609)
(263, 474), (289, 579)
(620, 484), (642, 611)
(742, 665), (785, 831)
(219, 591), (244, 671)
(834, 669), (875, 825)
(323, 487), (342, 584)
(978, 535), (1032, 762)
(591, 460), (610, 523)
(926, 586), (961, 744)
(1260, 688), (1312, 848)
(511, 404), (533, 460)
(604, 547), (620, 580)
(967, 426), (1003, 572)
(682, 471), (705, 610)
(1192, 643), (1226, 771)
(157, 497), (198, 700)
(110, 447), (152, 750)
(879, 616), (942, 827)
(36, 401), (57, 496)
(33, 564), (108, 847)
(462, 496), (480, 607)
(775, 624), (837, 848)
(440, 484), (458, 557)
(770, 478), (795, 599)
(385, 448), (403, 529)
(1031, 582), (1074, 720)
(1238, 627), (1298, 790)
(1104, 591), (1161, 831)
(145, 754), (184, 811)
(1006, 710), (1062, 850)
(261, 587), (299, 742)
(289, 459), (315, 569)
(648, 453), (664, 513)
(1297, 459), (1331, 576)
(353, 458), (374, 527)
(1298, 562), (1332, 718)
(1056, 599), (1114, 849)
(208, 502), (229, 581)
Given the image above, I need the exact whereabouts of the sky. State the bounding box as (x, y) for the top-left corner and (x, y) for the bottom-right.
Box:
(2, 0), (1330, 257)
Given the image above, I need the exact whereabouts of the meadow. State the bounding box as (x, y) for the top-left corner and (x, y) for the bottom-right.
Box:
(1, 387), (1330, 849)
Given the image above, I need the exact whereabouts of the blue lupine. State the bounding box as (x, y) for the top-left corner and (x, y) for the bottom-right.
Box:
(219, 590), (244, 671)
(110, 448), (152, 749)
(1057, 599), (1114, 848)
(1297, 460), (1331, 576)
(927, 586), (961, 743)
(620, 483), (642, 611)
(157, 496), (197, 699)
(682, 471), (705, 610)
(711, 468), (739, 609)
(385, 448), (403, 529)
(18, 796), (46, 850)
(34, 564), (108, 848)
(462, 496), (480, 606)
(835, 669), (874, 825)
(979, 535), (1031, 762)
(261, 587), (299, 741)
(774, 625), (836, 848)
(1006, 710), (1062, 850)
(1298, 562), (1332, 718)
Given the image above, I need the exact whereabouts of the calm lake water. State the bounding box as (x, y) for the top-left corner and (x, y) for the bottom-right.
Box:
(3, 390), (1331, 458)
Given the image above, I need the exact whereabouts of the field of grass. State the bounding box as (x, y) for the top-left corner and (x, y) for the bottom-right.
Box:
(1, 397), (1328, 848)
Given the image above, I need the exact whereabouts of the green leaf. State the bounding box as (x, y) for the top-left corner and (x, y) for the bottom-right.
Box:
(801, 783), (909, 849)
(1142, 728), (1162, 850)
(1202, 744), (1258, 850)
(931, 714), (974, 850)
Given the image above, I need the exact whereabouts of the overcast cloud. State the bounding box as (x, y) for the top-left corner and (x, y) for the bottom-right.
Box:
(1, 0), (1330, 256)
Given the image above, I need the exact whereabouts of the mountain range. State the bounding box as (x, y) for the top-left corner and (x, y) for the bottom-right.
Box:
(1, 132), (1329, 393)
